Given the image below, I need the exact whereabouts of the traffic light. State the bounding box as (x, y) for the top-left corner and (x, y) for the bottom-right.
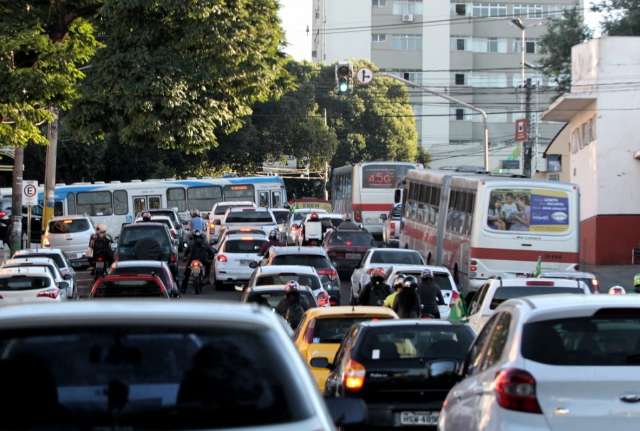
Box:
(335, 62), (353, 94)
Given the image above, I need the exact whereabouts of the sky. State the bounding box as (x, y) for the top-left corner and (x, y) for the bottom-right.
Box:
(278, 0), (602, 62)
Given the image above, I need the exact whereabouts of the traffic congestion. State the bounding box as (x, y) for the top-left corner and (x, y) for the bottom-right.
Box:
(0, 165), (638, 430)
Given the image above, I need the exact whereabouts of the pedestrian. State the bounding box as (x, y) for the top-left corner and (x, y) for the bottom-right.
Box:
(417, 269), (444, 319)
(358, 267), (392, 307)
(393, 276), (421, 319)
(383, 274), (405, 308)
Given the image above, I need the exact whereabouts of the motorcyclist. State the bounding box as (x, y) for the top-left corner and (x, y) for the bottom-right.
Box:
(181, 230), (213, 293)
(89, 224), (114, 273)
(140, 211), (153, 222)
(393, 276), (422, 319)
(359, 267), (392, 306)
(609, 285), (627, 295)
(383, 274), (405, 308)
(417, 268), (444, 319)
(259, 230), (280, 255)
(276, 280), (311, 329)
(634, 273), (640, 293)
(189, 209), (206, 234)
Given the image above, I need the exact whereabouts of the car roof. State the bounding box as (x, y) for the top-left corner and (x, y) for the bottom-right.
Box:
(270, 208), (290, 213)
(258, 265), (318, 275)
(225, 234), (268, 241)
(492, 277), (586, 288)
(147, 208), (176, 213)
(502, 294), (640, 321)
(304, 306), (398, 319)
(15, 248), (64, 256)
(111, 260), (166, 269)
(269, 246), (327, 256)
(358, 319), (458, 328)
(293, 208), (327, 214)
(123, 222), (167, 229)
(369, 248), (420, 253)
(539, 271), (596, 278)
(247, 284), (313, 293)
(0, 267), (53, 277)
(225, 228), (266, 234)
(214, 201), (255, 207)
(4, 257), (57, 266)
(228, 207), (270, 213)
(388, 264), (450, 274)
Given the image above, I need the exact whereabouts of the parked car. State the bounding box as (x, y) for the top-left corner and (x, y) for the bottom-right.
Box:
(439, 295), (640, 431)
(0, 301), (364, 429)
(42, 215), (95, 268)
(222, 207), (278, 237)
(240, 284), (317, 311)
(89, 274), (172, 298)
(323, 223), (375, 277)
(538, 270), (599, 294)
(295, 306), (398, 391)
(351, 248), (425, 301)
(208, 201), (256, 242)
(214, 234), (269, 289)
(115, 223), (178, 275)
(0, 267), (65, 304)
(466, 277), (592, 334)
(13, 248), (76, 285)
(0, 204), (43, 244)
(321, 320), (474, 429)
(380, 203), (403, 246)
(247, 264), (331, 306)
(2, 257), (75, 299)
(287, 208), (328, 245)
(109, 260), (178, 292)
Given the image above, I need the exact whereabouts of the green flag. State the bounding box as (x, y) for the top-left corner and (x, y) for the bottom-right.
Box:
(448, 292), (467, 322)
(533, 256), (542, 277)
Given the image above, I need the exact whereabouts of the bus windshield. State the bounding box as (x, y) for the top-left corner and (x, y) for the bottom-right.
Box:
(362, 164), (414, 189)
(486, 188), (570, 234)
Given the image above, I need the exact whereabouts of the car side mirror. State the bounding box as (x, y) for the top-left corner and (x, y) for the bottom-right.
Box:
(325, 397), (367, 427)
(63, 273), (72, 280)
(379, 213), (388, 221)
(249, 261), (258, 269)
(58, 281), (70, 290)
(309, 357), (331, 369)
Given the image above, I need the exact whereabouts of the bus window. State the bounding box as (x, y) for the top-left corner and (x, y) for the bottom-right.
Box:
(258, 191), (269, 208)
(113, 190), (128, 215)
(223, 184), (254, 202)
(54, 201), (63, 217)
(148, 195), (161, 209)
(133, 197), (146, 215)
(272, 191), (282, 208)
(67, 193), (76, 215)
(76, 191), (112, 216)
(167, 187), (187, 212)
(486, 188), (569, 233)
(187, 186), (222, 211)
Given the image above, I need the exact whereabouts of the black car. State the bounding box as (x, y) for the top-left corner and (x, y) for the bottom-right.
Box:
(115, 223), (178, 275)
(323, 224), (375, 277)
(319, 320), (474, 429)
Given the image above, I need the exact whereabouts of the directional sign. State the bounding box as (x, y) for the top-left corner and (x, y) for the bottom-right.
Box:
(23, 180), (38, 207)
(356, 68), (373, 85)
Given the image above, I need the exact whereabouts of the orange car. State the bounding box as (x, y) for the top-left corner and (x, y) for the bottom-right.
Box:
(294, 306), (398, 391)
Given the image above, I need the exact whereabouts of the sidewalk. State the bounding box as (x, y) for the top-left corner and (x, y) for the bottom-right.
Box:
(582, 264), (640, 293)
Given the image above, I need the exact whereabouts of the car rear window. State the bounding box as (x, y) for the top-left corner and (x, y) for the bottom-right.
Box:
(329, 231), (374, 247)
(226, 211), (274, 224)
(247, 291), (316, 309)
(272, 255), (331, 269)
(93, 280), (166, 298)
(312, 317), (393, 343)
(110, 267), (172, 288)
(0, 327), (314, 428)
(149, 219), (173, 230)
(393, 271), (453, 291)
(19, 253), (65, 268)
(119, 226), (171, 249)
(215, 204), (250, 215)
(522, 311), (640, 365)
(256, 274), (321, 291)
(371, 251), (423, 265)
(0, 276), (51, 290)
(48, 219), (90, 234)
(356, 325), (474, 362)
(224, 239), (267, 254)
(272, 211), (290, 224)
(490, 286), (584, 309)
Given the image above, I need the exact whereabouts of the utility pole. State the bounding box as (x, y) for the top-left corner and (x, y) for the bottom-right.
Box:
(523, 78), (533, 177)
(43, 107), (59, 238)
(9, 147), (24, 254)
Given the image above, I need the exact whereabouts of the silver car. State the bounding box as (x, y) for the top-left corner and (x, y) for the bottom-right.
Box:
(43, 215), (95, 267)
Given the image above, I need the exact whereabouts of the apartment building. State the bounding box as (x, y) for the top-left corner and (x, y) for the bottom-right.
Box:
(312, 0), (582, 171)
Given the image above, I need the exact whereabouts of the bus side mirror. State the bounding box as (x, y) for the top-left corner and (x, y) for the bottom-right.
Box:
(394, 189), (401, 204)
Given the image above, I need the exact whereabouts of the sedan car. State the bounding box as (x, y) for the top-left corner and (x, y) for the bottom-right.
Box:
(247, 265), (331, 307)
(323, 224), (375, 277)
(214, 234), (269, 289)
(0, 267), (65, 304)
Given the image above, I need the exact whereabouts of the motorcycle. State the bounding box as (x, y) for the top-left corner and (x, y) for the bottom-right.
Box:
(189, 259), (205, 295)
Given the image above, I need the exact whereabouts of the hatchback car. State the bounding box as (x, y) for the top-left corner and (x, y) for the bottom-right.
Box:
(2, 257), (75, 299)
(0, 267), (65, 304)
(109, 260), (178, 292)
(89, 274), (171, 298)
(43, 216), (95, 267)
(116, 223), (178, 275)
(214, 234), (269, 289)
(222, 207), (278, 237)
(247, 265), (330, 306)
(13, 248), (76, 285)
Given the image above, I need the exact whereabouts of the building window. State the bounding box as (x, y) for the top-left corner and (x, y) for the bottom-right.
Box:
(470, 72), (508, 87)
(455, 73), (466, 85)
(457, 38), (466, 50)
(372, 0), (387, 7)
(526, 40), (536, 53)
(455, 108), (465, 120)
(391, 34), (422, 50)
(372, 33), (387, 42)
(488, 37), (499, 52)
(473, 3), (506, 17)
(473, 37), (507, 53)
(455, 3), (467, 15)
(393, 0), (423, 16)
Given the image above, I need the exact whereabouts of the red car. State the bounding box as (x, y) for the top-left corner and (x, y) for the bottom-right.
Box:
(323, 225), (376, 277)
(89, 274), (172, 298)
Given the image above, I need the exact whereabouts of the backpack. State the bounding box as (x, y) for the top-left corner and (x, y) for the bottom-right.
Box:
(370, 283), (390, 306)
(285, 302), (306, 329)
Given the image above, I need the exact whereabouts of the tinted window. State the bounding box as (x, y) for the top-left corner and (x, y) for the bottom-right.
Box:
(272, 254), (331, 269)
(110, 267), (172, 289)
(393, 271), (453, 291)
(522, 311), (640, 365)
(247, 291), (316, 309)
(311, 317), (392, 343)
(3, 265), (56, 280)
(147, 218), (173, 230)
(481, 313), (511, 370)
(48, 219), (90, 234)
(215, 204), (251, 215)
(490, 286), (584, 309)
(466, 314), (499, 375)
(93, 280), (166, 298)
(256, 274), (321, 291)
(0, 276), (51, 290)
(0, 328), (313, 428)
(119, 227), (171, 249)
(371, 251), (423, 265)
(329, 231), (374, 247)
(226, 211), (274, 224)
(272, 211), (290, 224)
(224, 240), (267, 254)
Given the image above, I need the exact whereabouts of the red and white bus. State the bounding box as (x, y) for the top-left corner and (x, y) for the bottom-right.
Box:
(399, 169), (580, 294)
(331, 161), (416, 237)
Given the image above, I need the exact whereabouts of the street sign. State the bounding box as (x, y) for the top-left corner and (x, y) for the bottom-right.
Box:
(515, 119), (528, 141)
(23, 180), (38, 207)
(356, 68), (373, 85)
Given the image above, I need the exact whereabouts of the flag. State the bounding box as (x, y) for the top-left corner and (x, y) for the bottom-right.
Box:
(448, 290), (467, 322)
(533, 256), (542, 277)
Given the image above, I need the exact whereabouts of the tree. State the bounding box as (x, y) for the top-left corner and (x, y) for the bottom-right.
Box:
(593, 0), (640, 35)
(538, 7), (592, 95)
(71, 0), (286, 154)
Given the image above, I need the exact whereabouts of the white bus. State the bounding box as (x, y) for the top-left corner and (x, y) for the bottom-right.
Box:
(331, 161), (416, 237)
(399, 169), (579, 294)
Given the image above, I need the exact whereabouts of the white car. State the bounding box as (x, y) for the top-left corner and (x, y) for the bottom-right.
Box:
(43, 215), (95, 267)
(271, 208), (291, 242)
(2, 257), (76, 299)
(287, 208), (328, 245)
(465, 277), (592, 334)
(208, 201), (256, 242)
(350, 248), (425, 300)
(222, 207), (278, 237)
(214, 234), (269, 289)
(385, 264), (458, 319)
(247, 265), (331, 307)
(135, 215), (179, 241)
(0, 267), (65, 304)
(13, 248), (76, 284)
(439, 295), (640, 431)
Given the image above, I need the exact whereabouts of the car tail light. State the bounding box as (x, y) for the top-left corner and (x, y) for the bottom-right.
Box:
(304, 319), (316, 344)
(526, 281), (554, 287)
(345, 240), (353, 247)
(37, 289), (60, 300)
(318, 268), (338, 279)
(190, 260), (202, 270)
(42, 236), (50, 247)
(0, 211), (6, 218)
(170, 254), (177, 263)
(354, 210), (362, 223)
(217, 254), (228, 263)
(469, 259), (478, 272)
(449, 290), (460, 308)
(329, 297), (338, 306)
(343, 359), (366, 392)
(494, 369), (542, 414)
(317, 291), (330, 307)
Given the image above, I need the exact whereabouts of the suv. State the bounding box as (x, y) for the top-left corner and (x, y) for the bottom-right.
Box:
(208, 201), (256, 242)
(223, 208), (278, 236)
(323, 224), (375, 277)
(139, 208), (184, 250)
(43, 216), (95, 268)
(116, 223), (178, 275)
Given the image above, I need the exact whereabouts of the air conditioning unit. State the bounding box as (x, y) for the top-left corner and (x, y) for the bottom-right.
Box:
(402, 14), (415, 22)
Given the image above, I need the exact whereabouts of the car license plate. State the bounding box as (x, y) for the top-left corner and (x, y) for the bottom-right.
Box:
(346, 253), (361, 260)
(399, 411), (439, 426)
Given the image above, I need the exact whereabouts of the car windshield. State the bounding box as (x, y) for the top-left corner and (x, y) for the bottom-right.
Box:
(329, 231), (375, 247)
(371, 251), (423, 265)
(522, 311), (640, 365)
(272, 211), (289, 224)
(247, 291), (316, 309)
(272, 254), (331, 269)
(356, 326), (474, 362)
(93, 280), (166, 298)
(0, 327), (313, 428)
(311, 317), (393, 343)
(256, 274), (321, 291)
(0, 276), (51, 290)
(48, 219), (90, 234)
(490, 286), (584, 309)
(224, 239), (267, 254)
(225, 211), (274, 224)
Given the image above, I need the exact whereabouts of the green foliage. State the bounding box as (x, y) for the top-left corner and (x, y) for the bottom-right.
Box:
(538, 7), (592, 95)
(593, 0), (640, 35)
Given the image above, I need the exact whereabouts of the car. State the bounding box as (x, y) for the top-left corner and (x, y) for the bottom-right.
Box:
(271, 208), (291, 242)
(439, 295), (640, 431)
(214, 234), (269, 289)
(13, 248), (76, 285)
(215, 227), (266, 246)
(115, 223), (178, 275)
(42, 215), (95, 268)
(138, 208), (185, 249)
(240, 284), (318, 311)
(89, 274), (173, 298)
(321, 320), (475, 429)
(109, 260), (178, 292)
(294, 306), (398, 391)
(466, 277), (592, 334)
(287, 208), (328, 245)
(0, 267), (65, 304)
(0, 301), (364, 429)
(261, 246), (341, 296)
(2, 257), (76, 299)
(135, 215), (179, 243)
(222, 207), (278, 237)
(380, 203), (403, 246)
(351, 248), (425, 301)
(208, 200), (256, 242)
(538, 270), (599, 294)
(323, 223), (376, 277)
(247, 265), (331, 306)
(0, 204), (43, 244)
(385, 264), (459, 320)
(301, 213), (345, 246)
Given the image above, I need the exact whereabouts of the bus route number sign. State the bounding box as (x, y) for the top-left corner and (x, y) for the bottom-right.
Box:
(365, 170), (395, 188)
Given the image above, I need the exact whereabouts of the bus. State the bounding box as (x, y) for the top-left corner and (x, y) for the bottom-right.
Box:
(399, 169), (579, 294)
(331, 161), (417, 237)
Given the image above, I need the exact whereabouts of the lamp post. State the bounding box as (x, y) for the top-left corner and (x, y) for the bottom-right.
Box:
(511, 17), (526, 88)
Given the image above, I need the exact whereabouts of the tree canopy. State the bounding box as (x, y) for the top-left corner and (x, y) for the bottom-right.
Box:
(593, 0), (640, 35)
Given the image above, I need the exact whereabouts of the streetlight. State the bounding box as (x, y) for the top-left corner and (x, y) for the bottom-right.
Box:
(511, 17), (526, 87)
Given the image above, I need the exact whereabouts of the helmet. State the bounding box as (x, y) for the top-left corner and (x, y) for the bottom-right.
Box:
(370, 267), (386, 282)
(403, 275), (419, 289)
(142, 212), (152, 221)
(193, 229), (202, 238)
(269, 230), (278, 241)
(284, 280), (300, 294)
(420, 268), (433, 280)
(393, 275), (406, 289)
(192, 209), (200, 217)
(608, 285), (626, 295)
(96, 223), (108, 234)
